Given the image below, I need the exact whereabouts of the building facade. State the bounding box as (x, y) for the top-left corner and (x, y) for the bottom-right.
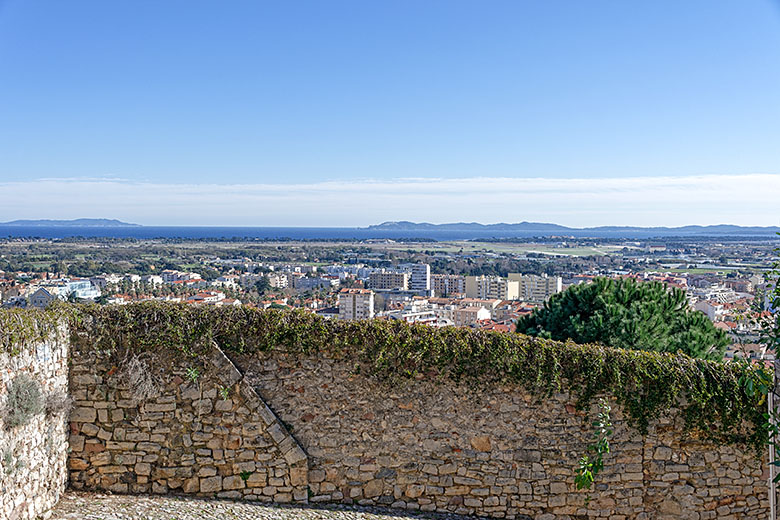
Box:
(431, 274), (466, 297)
(465, 275), (519, 300)
(508, 273), (563, 302)
(338, 288), (375, 321)
(368, 271), (409, 291)
(399, 263), (431, 292)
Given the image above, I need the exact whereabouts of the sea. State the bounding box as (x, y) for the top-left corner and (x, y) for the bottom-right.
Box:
(0, 226), (778, 241)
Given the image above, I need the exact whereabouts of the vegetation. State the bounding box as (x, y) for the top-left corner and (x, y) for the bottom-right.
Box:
(0, 307), (64, 355)
(3, 373), (44, 429)
(516, 277), (730, 360)
(574, 398), (613, 495)
(57, 301), (769, 452)
(0, 300), (771, 451)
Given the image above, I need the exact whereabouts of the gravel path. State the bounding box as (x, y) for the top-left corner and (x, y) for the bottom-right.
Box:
(50, 493), (482, 520)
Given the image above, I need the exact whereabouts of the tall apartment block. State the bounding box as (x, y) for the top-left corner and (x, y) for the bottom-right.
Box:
(368, 271), (409, 290)
(399, 263), (431, 292)
(338, 288), (375, 321)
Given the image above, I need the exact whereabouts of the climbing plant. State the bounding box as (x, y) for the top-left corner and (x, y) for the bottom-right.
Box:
(574, 398), (613, 499)
(0, 301), (772, 452)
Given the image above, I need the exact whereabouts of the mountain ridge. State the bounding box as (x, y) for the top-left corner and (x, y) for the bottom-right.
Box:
(1, 218), (141, 227)
(368, 221), (780, 235)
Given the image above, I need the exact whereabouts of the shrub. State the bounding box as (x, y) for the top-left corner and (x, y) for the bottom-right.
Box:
(3, 374), (44, 429)
(45, 390), (73, 418)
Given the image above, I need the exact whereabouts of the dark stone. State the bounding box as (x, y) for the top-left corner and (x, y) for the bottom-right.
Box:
(376, 468), (396, 479)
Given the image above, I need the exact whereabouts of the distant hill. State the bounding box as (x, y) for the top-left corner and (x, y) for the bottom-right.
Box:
(368, 221), (571, 232)
(1, 218), (141, 227)
(368, 221), (780, 236)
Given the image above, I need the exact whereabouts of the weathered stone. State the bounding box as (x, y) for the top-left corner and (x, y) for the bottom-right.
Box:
(134, 463), (152, 476)
(199, 476), (223, 493)
(223, 475), (245, 490)
(364, 479), (384, 498)
(470, 436), (492, 452)
(70, 406), (99, 424)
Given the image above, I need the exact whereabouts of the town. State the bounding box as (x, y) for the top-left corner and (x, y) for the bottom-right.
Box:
(1, 234), (775, 360)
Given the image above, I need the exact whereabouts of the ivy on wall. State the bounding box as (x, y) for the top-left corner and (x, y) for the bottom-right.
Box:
(0, 302), (771, 452)
(0, 307), (64, 356)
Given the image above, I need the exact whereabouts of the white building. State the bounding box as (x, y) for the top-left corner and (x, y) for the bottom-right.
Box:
(399, 263), (431, 293)
(161, 270), (203, 283)
(691, 284), (738, 304)
(508, 273), (563, 302)
(90, 273), (124, 289)
(141, 275), (164, 286)
(369, 271), (409, 291)
(267, 273), (290, 289)
(293, 276), (340, 292)
(695, 300), (726, 321)
(453, 306), (492, 327)
(338, 288), (375, 321)
(465, 276), (519, 300)
(431, 274), (466, 297)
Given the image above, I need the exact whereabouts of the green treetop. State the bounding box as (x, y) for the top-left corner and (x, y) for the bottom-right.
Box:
(516, 277), (729, 360)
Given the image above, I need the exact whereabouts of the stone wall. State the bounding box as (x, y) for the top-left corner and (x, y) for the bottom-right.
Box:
(67, 341), (771, 519)
(68, 343), (308, 503)
(0, 330), (69, 520)
(235, 350), (769, 520)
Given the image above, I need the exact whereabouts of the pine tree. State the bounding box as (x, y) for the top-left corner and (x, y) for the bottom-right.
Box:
(516, 277), (729, 360)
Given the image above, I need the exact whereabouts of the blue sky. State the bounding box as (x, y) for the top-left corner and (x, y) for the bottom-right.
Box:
(1, 1), (779, 226)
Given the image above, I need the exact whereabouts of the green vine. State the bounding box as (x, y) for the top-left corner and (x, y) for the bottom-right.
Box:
(0, 301), (771, 452)
(575, 398), (613, 499)
(0, 306), (68, 355)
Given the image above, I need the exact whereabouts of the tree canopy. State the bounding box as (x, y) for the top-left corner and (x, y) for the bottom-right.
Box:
(516, 277), (729, 360)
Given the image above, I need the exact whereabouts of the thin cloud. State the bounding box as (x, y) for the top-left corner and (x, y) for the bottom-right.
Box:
(1, 174), (778, 227)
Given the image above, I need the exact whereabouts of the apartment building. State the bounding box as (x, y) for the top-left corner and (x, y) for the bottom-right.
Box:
(267, 273), (289, 289)
(293, 276), (340, 292)
(453, 306), (492, 327)
(368, 271), (409, 291)
(431, 274), (466, 297)
(338, 288), (375, 321)
(465, 275), (519, 300)
(508, 273), (563, 302)
(399, 263), (431, 292)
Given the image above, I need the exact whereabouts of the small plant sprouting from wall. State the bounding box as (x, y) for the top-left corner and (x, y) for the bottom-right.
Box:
(186, 366), (200, 383)
(574, 398), (613, 500)
(3, 373), (44, 430)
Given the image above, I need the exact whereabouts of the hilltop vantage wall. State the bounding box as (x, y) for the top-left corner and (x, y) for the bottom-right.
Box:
(65, 337), (770, 519)
(67, 343), (308, 503)
(235, 350), (768, 519)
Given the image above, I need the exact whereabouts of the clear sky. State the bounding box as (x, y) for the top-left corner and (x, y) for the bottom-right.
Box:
(1, 1), (779, 226)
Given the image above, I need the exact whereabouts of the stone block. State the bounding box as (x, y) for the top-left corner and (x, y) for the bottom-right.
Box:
(290, 466), (307, 486)
(134, 463), (152, 476)
(470, 436), (492, 452)
(200, 476), (223, 493)
(364, 479), (384, 498)
(223, 475), (245, 490)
